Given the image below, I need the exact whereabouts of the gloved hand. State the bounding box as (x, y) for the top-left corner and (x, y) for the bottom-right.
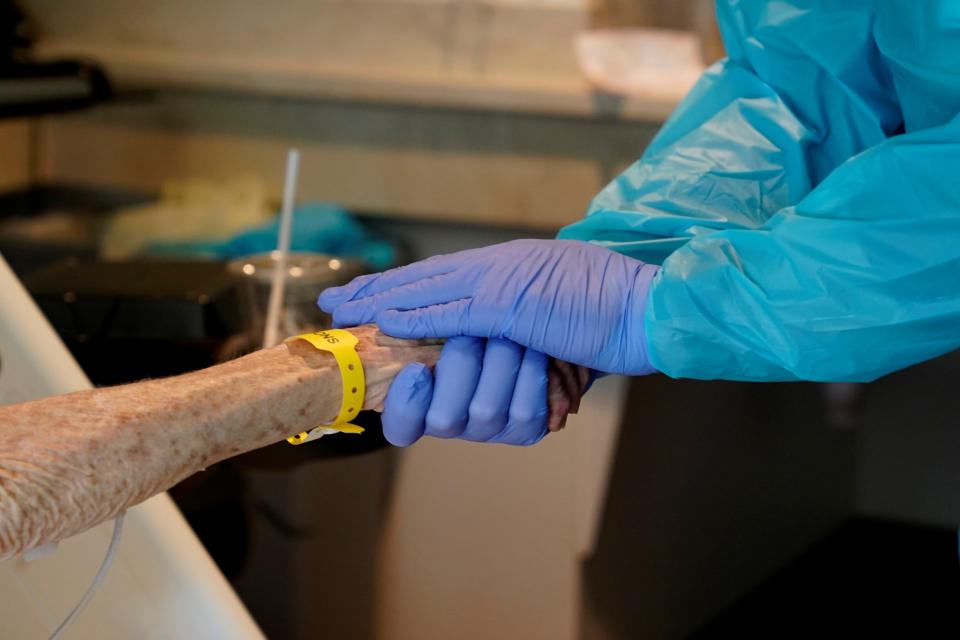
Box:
(318, 239), (660, 375)
(381, 337), (592, 447)
(383, 337), (546, 446)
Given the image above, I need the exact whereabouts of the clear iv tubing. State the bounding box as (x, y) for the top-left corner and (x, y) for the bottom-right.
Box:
(48, 512), (125, 640)
(262, 148), (300, 349)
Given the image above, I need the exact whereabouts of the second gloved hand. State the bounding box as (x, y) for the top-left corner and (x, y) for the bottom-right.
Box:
(318, 239), (660, 375)
(381, 336), (592, 447)
(383, 337), (549, 446)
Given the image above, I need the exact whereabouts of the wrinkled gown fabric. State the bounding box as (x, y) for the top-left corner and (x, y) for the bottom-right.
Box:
(559, 0), (960, 382)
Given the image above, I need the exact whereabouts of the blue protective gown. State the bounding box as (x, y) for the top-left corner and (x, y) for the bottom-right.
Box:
(558, 0), (960, 382)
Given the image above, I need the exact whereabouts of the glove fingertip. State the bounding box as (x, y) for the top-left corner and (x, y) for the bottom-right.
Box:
(316, 288), (341, 313)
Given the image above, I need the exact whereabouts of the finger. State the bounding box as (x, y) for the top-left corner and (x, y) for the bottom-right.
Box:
(576, 365), (591, 393)
(491, 348), (549, 446)
(382, 363), (433, 447)
(318, 273), (379, 312)
(546, 368), (571, 432)
(461, 339), (523, 442)
(318, 253), (459, 311)
(424, 337), (484, 439)
(550, 359), (582, 414)
(376, 300), (498, 340)
(332, 272), (467, 328)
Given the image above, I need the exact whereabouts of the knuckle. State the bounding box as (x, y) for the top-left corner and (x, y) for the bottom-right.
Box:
(468, 400), (506, 426)
(509, 404), (548, 429)
(426, 411), (466, 438)
(468, 401), (508, 438)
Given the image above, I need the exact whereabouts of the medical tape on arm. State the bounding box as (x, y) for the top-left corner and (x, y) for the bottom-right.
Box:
(284, 329), (365, 445)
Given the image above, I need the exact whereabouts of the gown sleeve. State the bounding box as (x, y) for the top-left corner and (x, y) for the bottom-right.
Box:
(560, 1), (960, 381)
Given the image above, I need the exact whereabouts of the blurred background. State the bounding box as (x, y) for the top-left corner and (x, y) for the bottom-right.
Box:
(2, 0), (959, 638)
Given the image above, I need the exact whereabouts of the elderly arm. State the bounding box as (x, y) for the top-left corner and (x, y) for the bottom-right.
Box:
(0, 324), (441, 560)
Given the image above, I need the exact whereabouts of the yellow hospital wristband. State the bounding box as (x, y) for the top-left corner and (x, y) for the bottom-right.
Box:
(285, 329), (366, 445)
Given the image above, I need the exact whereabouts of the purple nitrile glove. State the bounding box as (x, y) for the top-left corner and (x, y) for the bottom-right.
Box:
(381, 337), (552, 447)
(319, 239), (660, 375)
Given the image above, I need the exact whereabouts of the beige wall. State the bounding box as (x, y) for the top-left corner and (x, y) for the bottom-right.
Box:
(36, 91), (658, 229)
(22, 0), (686, 120)
(378, 433), (581, 639)
(376, 374), (628, 640)
(23, 0), (586, 79)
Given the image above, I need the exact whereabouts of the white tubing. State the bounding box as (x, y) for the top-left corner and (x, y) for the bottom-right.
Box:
(48, 513), (125, 640)
(262, 148), (300, 348)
